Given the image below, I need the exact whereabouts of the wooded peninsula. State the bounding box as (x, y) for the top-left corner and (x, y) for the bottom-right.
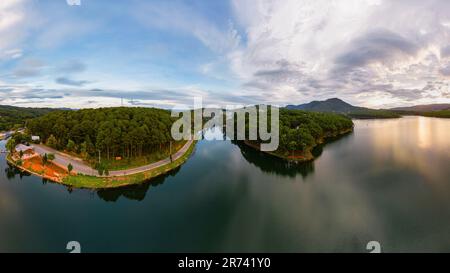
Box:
(238, 108), (354, 161)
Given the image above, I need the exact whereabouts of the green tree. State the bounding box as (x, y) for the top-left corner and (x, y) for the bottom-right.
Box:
(66, 139), (76, 152)
(288, 141), (297, 156)
(47, 153), (55, 162)
(47, 134), (57, 149)
(97, 165), (104, 176)
(6, 138), (16, 153)
(80, 141), (87, 157)
(67, 163), (73, 174)
(42, 153), (48, 166)
(85, 135), (95, 155)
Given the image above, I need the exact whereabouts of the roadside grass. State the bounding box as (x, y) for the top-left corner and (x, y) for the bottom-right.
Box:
(62, 141), (196, 189)
(76, 141), (187, 171)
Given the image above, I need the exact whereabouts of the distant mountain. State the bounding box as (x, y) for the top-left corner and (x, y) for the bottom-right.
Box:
(286, 98), (362, 113)
(391, 104), (450, 112)
(286, 98), (400, 119)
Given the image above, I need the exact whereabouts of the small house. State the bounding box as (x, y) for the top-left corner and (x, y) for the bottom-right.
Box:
(31, 135), (40, 142)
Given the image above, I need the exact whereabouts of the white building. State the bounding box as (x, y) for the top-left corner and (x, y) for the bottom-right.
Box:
(15, 144), (34, 154)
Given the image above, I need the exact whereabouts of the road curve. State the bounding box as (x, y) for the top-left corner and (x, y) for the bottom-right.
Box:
(31, 140), (194, 177)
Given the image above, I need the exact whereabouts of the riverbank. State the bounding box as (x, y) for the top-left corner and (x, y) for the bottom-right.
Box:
(7, 140), (196, 189)
(6, 154), (69, 183)
(244, 127), (354, 163)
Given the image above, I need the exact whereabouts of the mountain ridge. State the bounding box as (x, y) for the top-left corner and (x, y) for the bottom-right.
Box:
(285, 98), (400, 119)
(390, 104), (450, 112)
(286, 98), (365, 113)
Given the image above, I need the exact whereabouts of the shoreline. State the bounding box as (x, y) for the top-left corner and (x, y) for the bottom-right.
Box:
(243, 127), (354, 163)
(6, 154), (67, 183)
(6, 140), (197, 189)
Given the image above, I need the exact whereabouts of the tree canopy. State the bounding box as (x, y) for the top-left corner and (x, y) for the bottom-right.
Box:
(277, 109), (353, 153)
(27, 107), (176, 160)
(236, 108), (354, 156)
(421, 110), (450, 118)
(0, 105), (56, 131)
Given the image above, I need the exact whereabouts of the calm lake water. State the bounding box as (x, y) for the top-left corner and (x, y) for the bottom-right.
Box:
(1, 116), (450, 253)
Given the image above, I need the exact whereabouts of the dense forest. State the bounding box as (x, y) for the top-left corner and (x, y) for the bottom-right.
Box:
(347, 109), (401, 119)
(0, 105), (56, 131)
(277, 109), (353, 154)
(421, 110), (450, 118)
(236, 108), (354, 158)
(26, 106), (353, 165)
(26, 107), (176, 161)
(391, 109), (450, 118)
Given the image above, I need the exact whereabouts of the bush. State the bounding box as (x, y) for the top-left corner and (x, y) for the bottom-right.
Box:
(67, 163), (73, 174)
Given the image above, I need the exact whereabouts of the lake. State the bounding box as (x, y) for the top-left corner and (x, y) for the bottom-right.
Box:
(1, 116), (449, 252)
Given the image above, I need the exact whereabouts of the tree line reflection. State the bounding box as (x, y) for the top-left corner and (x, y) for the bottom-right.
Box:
(3, 130), (351, 202)
(4, 161), (182, 202)
(231, 131), (352, 178)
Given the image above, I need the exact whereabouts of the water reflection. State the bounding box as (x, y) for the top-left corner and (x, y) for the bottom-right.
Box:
(232, 141), (315, 178)
(2, 118), (450, 252)
(3, 155), (182, 202)
(232, 131), (352, 178)
(5, 163), (31, 180)
(96, 166), (182, 202)
(358, 117), (450, 186)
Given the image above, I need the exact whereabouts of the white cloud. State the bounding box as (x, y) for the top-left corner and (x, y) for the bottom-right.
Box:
(3, 48), (23, 59)
(227, 0), (450, 107)
(2, 0), (450, 108)
(133, 2), (241, 54)
(13, 58), (46, 78)
(0, 0), (28, 59)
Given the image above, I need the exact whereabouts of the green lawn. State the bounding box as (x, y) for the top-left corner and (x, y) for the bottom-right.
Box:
(85, 141), (187, 171)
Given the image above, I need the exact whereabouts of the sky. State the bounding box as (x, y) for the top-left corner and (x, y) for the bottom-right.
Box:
(1, 0), (450, 109)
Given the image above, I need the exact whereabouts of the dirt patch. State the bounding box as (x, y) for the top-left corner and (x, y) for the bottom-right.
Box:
(22, 156), (69, 182)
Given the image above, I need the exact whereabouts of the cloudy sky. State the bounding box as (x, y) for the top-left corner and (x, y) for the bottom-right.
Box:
(1, 0), (450, 109)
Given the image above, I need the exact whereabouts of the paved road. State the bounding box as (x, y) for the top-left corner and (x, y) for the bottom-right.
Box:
(32, 140), (194, 177)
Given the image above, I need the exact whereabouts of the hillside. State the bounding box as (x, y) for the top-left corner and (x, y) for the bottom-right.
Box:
(286, 98), (400, 119)
(0, 105), (58, 131)
(26, 107), (178, 171)
(421, 110), (450, 118)
(391, 104), (450, 112)
(286, 98), (356, 112)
